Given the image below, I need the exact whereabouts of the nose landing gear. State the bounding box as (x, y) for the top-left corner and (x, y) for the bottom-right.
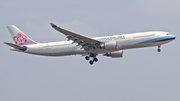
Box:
(157, 45), (161, 52)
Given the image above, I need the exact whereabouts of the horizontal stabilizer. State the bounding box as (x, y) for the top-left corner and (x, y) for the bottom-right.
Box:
(4, 42), (27, 51)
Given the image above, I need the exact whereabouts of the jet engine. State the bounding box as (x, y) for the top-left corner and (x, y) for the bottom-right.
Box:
(103, 50), (123, 58)
(100, 41), (123, 50)
(100, 41), (117, 49)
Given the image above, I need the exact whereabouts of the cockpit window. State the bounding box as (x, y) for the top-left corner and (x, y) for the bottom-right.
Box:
(166, 33), (171, 35)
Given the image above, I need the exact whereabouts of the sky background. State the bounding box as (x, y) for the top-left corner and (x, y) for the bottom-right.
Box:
(0, 0), (180, 101)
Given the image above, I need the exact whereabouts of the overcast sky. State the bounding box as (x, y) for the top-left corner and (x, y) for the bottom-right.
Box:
(0, 0), (180, 101)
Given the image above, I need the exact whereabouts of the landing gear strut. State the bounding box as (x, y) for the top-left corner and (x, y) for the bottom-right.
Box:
(157, 45), (161, 52)
(85, 53), (98, 65)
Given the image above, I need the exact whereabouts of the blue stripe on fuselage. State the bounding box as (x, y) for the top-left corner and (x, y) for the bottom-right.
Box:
(136, 35), (176, 44)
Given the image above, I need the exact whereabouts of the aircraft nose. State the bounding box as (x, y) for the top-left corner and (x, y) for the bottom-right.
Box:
(171, 35), (176, 40)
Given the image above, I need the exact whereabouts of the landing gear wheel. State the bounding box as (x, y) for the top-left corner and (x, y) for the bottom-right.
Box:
(85, 56), (90, 60)
(89, 60), (94, 65)
(157, 49), (161, 52)
(93, 58), (98, 62)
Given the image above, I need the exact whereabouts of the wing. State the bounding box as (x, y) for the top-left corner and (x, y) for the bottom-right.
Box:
(50, 23), (102, 50)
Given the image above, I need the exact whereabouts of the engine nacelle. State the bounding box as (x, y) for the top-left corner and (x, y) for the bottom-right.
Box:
(103, 50), (123, 58)
(100, 41), (123, 50)
(100, 41), (117, 49)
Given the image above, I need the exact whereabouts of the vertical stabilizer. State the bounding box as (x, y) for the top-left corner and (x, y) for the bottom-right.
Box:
(7, 25), (38, 45)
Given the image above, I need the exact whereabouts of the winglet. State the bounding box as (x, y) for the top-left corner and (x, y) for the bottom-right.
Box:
(50, 23), (57, 28)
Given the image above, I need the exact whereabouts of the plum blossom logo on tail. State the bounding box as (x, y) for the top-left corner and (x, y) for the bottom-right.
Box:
(13, 32), (27, 45)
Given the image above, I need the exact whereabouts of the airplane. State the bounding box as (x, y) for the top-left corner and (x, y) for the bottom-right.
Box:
(4, 23), (176, 65)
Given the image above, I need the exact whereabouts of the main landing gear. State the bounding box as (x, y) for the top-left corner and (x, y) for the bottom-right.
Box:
(85, 53), (98, 65)
(157, 45), (161, 52)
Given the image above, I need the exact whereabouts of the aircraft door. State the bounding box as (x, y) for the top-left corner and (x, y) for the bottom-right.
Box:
(156, 33), (160, 38)
(154, 33), (160, 42)
(126, 35), (130, 41)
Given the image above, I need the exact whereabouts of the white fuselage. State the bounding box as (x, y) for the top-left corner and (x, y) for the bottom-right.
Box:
(12, 31), (175, 56)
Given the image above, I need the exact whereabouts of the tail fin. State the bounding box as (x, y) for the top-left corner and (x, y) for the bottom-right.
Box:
(7, 25), (38, 45)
